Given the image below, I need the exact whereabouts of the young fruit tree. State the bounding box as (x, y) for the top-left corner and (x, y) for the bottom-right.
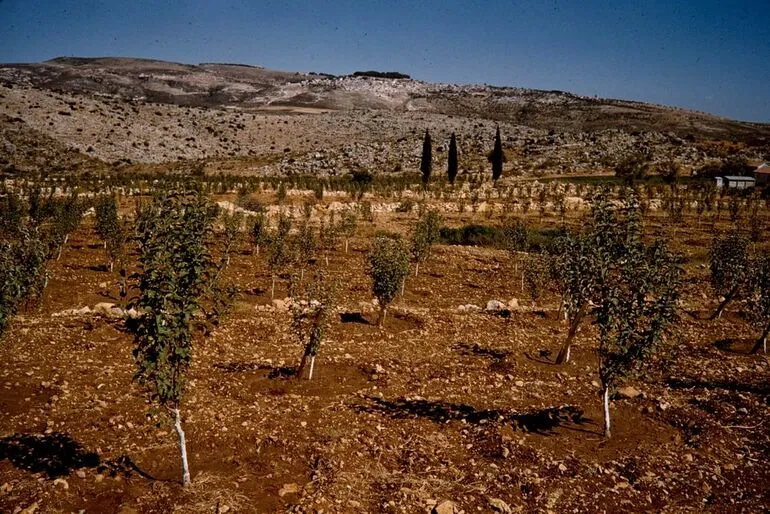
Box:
(366, 236), (410, 326)
(47, 192), (84, 261)
(500, 216), (529, 291)
(291, 218), (317, 285)
(748, 255), (770, 354)
(95, 195), (127, 272)
(129, 191), (218, 486)
(290, 270), (337, 379)
(319, 211), (341, 266)
(523, 252), (553, 307)
(420, 129), (432, 186)
(594, 212), (681, 438)
(408, 209), (442, 277)
(266, 211), (292, 299)
(708, 230), (749, 320)
(0, 226), (48, 338)
(339, 210), (358, 253)
(551, 193), (624, 364)
(218, 210), (243, 269)
(250, 210), (267, 256)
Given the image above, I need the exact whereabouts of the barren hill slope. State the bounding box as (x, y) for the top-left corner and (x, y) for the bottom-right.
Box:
(1, 57), (768, 175)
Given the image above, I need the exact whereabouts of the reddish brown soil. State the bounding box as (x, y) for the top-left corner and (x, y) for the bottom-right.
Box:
(1, 209), (769, 513)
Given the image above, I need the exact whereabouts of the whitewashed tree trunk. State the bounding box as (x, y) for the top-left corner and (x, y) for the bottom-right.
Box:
(271, 276), (276, 300)
(173, 407), (191, 486)
(344, 239), (349, 253)
(308, 356), (316, 380)
(603, 386), (611, 439)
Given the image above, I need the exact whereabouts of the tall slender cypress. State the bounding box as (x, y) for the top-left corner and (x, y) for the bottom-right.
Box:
(420, 129), (432, 185)
(489, 126), (505, 182)
(447, 132), (458, 185)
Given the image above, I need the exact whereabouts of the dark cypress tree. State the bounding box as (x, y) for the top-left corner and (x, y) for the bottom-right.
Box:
(488, 126), (505, 182)
(420, 129), (432, 185)
(447, 132), (458, 185)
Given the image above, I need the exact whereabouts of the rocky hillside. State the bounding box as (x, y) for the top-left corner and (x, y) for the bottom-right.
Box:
(1, 57), (768, 176)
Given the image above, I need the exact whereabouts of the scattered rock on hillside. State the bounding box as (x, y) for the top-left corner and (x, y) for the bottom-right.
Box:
(485, 299), (506, 312)
(616, 386), (642, 399)
(433, 500), (457, 514)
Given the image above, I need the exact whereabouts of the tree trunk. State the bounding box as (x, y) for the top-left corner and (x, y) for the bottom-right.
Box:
(751, 323), (770, 354)
(555, 303), (586, 364)
(296, 352), (308, 379)
(271, 275), (276, 300)
(173, 407), (191, 486)
(710, 286), (739, 320)
(401, 278), (406, 297)
(325, 254), (329, 266)
(414, 262), (419, 277)
(377, 306), (387, 327)
(344, 239), (349, 253)
(308, 356), (316, 380)
(603, 386), (611, 438)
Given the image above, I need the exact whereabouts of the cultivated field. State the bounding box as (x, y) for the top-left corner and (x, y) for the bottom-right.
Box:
(1, 178), (768, 513)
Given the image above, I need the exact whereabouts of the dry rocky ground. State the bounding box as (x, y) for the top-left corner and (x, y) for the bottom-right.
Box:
(0, 200), (768, 513)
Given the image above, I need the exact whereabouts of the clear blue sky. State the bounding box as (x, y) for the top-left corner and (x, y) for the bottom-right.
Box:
(2, 0), (769, 122)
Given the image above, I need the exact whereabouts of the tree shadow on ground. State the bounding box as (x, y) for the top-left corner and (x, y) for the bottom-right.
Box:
(452, 342), (508, 360)
(713, 338), (758, 355)
(355, 396), (584, 434)
(0, 433), (98, 478)
(665, 377), (769, 396)
(0, 432), (158, 481)
(213, 361), (297, 379)
(339, 311), (371, 325)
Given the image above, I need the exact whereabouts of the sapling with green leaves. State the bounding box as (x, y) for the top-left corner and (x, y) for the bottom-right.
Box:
(708, 230), (750, 320)
(408, 209), (442, 277)
(339, 210), (358, 253)
(250, 210), (267, 256)
(290, 270), (337, 379)
(47, 192), (84, 261)
(748, 255), (770, 354)
(95, 195), (127, 272)
(319, 211), (341, 266)
(292, 218), (317, 285)
(500, 216), (528, 292)
(523, 252), (553, 307)
(0, 226), (48, 338)
(266, 211), (292, 299)
(218, 209), (243, 269)
(366, 236), (410, 326)
(551, 192), (628, 364)
(129, 191), (217, 486)
(594, 216), (681, 438)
